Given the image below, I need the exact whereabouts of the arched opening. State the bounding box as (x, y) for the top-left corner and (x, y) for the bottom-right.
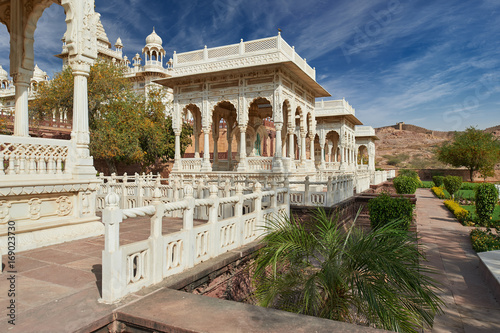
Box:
(211, 101), (238, 171)
(357, 145), (369, 167)
(182, 104), (202, 159)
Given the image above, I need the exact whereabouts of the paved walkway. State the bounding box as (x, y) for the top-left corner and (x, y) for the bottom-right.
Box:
(416, 189), (500, 332)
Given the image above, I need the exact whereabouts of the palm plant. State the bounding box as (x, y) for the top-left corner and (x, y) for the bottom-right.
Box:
(253, 208), (443, 332)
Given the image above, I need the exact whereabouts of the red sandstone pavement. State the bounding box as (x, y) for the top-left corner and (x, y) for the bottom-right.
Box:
(417, 188), (500, 332)
(0, 190), (499, 332)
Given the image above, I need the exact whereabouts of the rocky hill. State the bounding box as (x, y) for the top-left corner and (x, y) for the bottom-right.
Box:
(374, 123), (499, 169)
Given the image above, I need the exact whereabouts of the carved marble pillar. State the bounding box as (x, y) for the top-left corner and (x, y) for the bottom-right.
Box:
(194, 129), (200, 159)
(172, 129), (182, 172)
(227, 125), (233, 168)
(12, 70), (31, 137)
(369, 143), (376, 171)
(300, 131), (307, 163)
(201, 127), (212, 172)
(288, 130), (295, 160)
(273, 123), (283, 172)
(319, 137), (326, 170)
(309, 135), (315, 164)
(237, 125), (247, 172)
(70, 61), (97, 178)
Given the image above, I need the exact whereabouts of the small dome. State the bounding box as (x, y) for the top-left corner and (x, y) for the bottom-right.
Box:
(145, 28), (162, 46)
(0, 65), (8, 79)
(115, 37), (123, 48)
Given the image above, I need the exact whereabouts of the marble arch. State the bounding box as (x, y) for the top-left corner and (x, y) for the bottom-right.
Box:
(0, 0), (101, 252)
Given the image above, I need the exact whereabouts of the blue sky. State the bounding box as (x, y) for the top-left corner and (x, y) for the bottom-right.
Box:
(1, 0), (499, 131)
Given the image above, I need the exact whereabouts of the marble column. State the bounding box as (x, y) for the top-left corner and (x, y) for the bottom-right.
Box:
(13, 71), (31, 137)
(237, 125), (247, 172)
(201, 128), (212, 172)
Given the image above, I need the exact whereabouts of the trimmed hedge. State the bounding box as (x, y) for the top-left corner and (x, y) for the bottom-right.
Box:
(444, 199), (469, 222)
(432, 176), (444, 187)
(432, 187), (446, 199)
(443, 176), (462, 199)
(368, 192), (414, 231)
(393, 175), (419, 194)
(475, 183), (499, 227)
(470, 228), (500, 253)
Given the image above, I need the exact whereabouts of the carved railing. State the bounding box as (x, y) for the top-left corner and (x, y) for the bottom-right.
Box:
(372, 170), (388, 185)
(355, 171), (371, 193)
(289, 175), (354, 207)
(0, 135), (70, 178)
(181, 158), (202, 171)
(247, 157), (273, 171)
(100, 182), (290, 303)
(173, 34), (316, 80)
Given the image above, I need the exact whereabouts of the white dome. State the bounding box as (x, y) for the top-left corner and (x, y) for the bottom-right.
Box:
(115, 37), (123, 48)
(145, 28), (162, 46)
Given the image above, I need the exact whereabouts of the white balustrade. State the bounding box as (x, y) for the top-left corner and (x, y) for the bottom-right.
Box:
(100, 182), (290, 304)
(181, 158), (202, 171)
(247, 157), (273, 171)
(0, 135), (70, 178)
(173, 35), (315, 80)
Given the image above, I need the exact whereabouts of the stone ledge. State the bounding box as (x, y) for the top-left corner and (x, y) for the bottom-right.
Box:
(478, 250), (500, 302)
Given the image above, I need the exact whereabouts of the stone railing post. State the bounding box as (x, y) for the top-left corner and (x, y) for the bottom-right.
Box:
(271, 180), (277, 209)
(183, 185), (196, 268)
(150, 188), (163, 284)
(304, 176), (310, 206)
(327, 176), (333, 206)
(235, 183), (244, 247)
(254, 182), (263, 235)
(100, 191), (125, 304)
(208, 185), (219, 255)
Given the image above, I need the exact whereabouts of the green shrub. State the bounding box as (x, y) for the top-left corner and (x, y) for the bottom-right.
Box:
(443, 175), (462, 199)
(368, 192), (414, 231)
(399, 169), (419, 179)
(432, 187), (446, 199)
(475, 183), (499, 227)
(432, 176), (444, 187)
(470, 228), (500, 252)
(393, 175), (419, 194)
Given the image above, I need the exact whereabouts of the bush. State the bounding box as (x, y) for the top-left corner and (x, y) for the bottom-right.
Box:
(368, 192), (414, 231)
(432, 176), (444, 187)
(443, 175), (462, 199)
(475, 183), (499, 227)
(444, 199), (469, 223)
(432, 187), (446, 199)
(470, 228), (500, 252)
(399, 169), (419, 179)
(393, 175), (419, 194)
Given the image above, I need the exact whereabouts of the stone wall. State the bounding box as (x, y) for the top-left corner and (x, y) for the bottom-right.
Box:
(395, 168), (500, 182)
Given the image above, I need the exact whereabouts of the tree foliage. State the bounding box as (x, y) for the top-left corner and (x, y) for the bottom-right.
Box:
(436, 127), (500, 181)
(253, 208), (443, 332)
(30, 61), (192, 173)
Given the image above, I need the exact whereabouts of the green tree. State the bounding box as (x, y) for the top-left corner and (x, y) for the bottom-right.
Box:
(436, 127), (500, 181)
(253, 208), (443, 332)
(30, 61), (192, 173)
